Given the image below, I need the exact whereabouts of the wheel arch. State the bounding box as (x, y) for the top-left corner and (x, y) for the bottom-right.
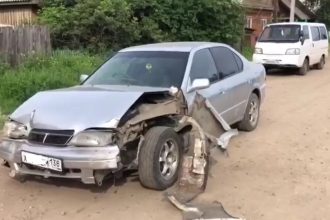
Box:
(252, 88), (261, 100)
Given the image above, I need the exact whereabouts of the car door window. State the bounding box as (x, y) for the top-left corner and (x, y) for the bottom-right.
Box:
(233, 53), (243, 72)
(319, 26), (328, 40)
(303, 25), (310, 39)
(190, 49), (219, 83)
(210, 47), (240, 78)
(311, 26), (320, 41)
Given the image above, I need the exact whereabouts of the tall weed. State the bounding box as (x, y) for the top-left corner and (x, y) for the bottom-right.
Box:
(0, 50), (104, 114)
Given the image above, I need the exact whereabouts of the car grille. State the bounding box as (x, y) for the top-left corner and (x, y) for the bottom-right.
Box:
(28, 129), (74, 146)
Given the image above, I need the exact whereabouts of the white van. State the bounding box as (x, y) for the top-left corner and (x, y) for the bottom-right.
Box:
(253, 22), (329, 75)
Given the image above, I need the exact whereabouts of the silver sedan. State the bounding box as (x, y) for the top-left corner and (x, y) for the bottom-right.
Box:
(0, 42), (266, 190)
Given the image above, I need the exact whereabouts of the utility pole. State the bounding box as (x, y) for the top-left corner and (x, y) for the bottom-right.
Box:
(290, 0), (296, 22)
(273, 0), (279, 22)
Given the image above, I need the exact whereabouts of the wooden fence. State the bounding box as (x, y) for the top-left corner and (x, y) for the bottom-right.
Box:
(0, 26), (52, 66)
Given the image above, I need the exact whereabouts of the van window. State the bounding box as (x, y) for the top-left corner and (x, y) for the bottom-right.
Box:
(311, 26), (321, 41)
(303, 26), (310, 39)
(319, 26), (328, 40)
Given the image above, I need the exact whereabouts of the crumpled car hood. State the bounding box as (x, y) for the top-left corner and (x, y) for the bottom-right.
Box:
(10, 86), (163, 133)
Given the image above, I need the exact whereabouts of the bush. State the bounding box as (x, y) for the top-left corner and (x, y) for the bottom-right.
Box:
(243, 47), (254, 61)
(39, 0), (244, 52)
(0, 51), (104, 114)
(148, 0), (244, 44)
(40, 0), (140, 51)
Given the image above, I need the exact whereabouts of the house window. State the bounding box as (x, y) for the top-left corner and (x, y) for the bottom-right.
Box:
(246, 16), (253, 29)
(261, 19), (268, 29)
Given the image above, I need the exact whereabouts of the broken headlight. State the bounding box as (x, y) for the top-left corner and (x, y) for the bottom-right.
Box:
(3, 120), (28, 139)
(69, 130), (114, 147)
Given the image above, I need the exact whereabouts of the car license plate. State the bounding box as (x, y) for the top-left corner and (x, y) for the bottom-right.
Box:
(265, 60), (279, 64)
(21, 151), (63, 172)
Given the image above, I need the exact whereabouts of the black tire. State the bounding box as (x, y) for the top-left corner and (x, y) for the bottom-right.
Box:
(138, 126), (182, 190)
(298, 58), (309, 75)
(316, 55), (325, 70)
(238, 93), (260, 132)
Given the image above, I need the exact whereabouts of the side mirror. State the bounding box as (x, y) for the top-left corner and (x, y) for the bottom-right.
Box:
(189, 78), (210, 92)
(300, 36), (305, 45)
(299, 31), (305, 45)
(80, 74), (89, 83)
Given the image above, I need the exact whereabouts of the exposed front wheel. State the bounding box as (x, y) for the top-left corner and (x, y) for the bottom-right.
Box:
(238, 93), (260, 132)
(138, 126), (182, 190)
(298, 58), (309, 75)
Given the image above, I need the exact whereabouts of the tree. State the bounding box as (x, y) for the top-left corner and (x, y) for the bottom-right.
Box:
(39, 0), (244, 52)
(315, 0), (330, 28)
(304, 0), (330, 28)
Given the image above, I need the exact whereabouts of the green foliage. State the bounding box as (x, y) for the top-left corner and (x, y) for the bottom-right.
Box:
(39, 0), (244, 52)
(304, 0), (330, 28)
(0, 51), (104, 114)
(39, 0), (141, 51)
(0, 112), (6, 128)
(243, 47), (254, 61)
(315, 0), (330, 29)
(149, 0), (244, 44)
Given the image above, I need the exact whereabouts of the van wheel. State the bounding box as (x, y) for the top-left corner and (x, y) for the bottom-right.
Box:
(138, 126), (182, 190)
(316, 56), (325, 70)
(298, 58), (309, 75)
(238, 93), (260, 132)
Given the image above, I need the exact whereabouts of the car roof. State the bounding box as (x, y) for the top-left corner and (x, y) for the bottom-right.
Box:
(268, 22), (326, 27)
(120, 42), (228, 52)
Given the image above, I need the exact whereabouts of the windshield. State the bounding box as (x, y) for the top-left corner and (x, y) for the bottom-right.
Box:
(259, 25), (301, 42)
(84, 51), (189, 88)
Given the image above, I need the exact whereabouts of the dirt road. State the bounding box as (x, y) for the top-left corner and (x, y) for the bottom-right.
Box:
(1, 61), (330, 220)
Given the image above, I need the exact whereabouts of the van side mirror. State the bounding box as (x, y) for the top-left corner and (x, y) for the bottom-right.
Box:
(300, 35), (305, 45)
(299, 31), (305, 45)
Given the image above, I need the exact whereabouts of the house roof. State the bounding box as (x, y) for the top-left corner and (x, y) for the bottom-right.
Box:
(280, 0), (316, 19)
(243, 0), (274, 10)
(0, 0), (41, 6)
(243, 0), (315, 19)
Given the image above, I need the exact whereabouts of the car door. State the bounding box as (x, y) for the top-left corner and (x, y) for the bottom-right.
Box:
(301, 25), (313, 62)
(310, 26), (322, 64)
(188, 48), (232, 123)
(210, 46), (251, 125)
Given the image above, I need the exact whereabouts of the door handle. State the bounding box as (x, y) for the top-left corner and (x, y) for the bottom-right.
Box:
(219, 90), (226, 95)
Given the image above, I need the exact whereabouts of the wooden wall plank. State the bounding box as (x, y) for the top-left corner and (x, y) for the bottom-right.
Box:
(0, 26), (52, 67)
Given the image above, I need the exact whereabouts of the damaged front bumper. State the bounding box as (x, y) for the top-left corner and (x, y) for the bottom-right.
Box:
(0, 138), (120, 184)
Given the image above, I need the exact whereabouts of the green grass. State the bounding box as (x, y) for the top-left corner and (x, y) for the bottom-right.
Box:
(243, 47), (254, 61)
(0, 50), (104, 115)
(0, 47), (255, 120)
(0, 114), (6, 128)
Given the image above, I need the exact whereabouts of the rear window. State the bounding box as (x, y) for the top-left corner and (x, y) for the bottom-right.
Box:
(319, 26), (328, 40)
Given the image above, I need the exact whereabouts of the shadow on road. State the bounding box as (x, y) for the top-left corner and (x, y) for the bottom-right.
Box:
(266, 68), (299, 76)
